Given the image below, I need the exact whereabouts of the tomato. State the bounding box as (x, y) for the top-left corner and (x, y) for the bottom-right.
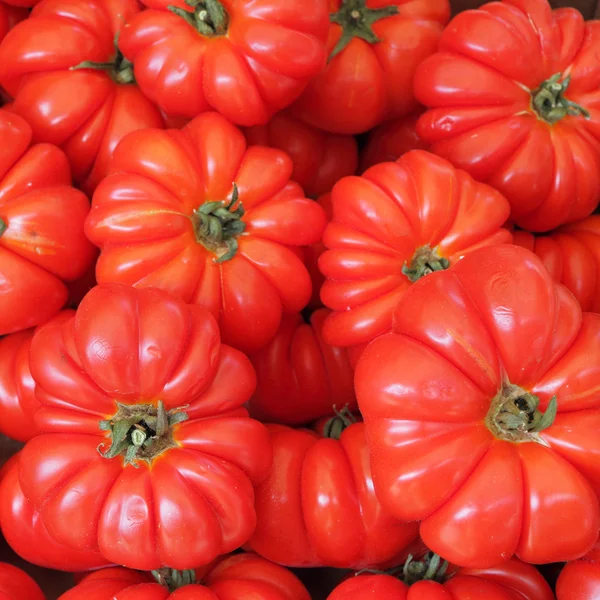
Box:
(327, 555), (554, 600)
(319, 149), (512, 353)
(244, 111), (358, 198)
(0, 2), (27, 43)
(248, 418), (419, 568)
(360, 114), (428, 173)
(0, 110), (96, 335)
(86, 112), (327, 354)
(0, 562), (45, 600)
(414, 0), (600, 232)
(18, 283), (271, 570)
(248, 308), (356, 426)
(117, 0), (329, 126)
(355, 243), (600, 567)
(58, 553), (311, 600)
(289, 0), (450, 135)
(0, 453), (110, 572)
(557, 538), (600, 600)
(0, 0), (165, 195)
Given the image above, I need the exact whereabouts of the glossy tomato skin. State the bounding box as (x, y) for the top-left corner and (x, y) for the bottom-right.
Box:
(319, 149), (512, 351)
(86, 112), (327, 354)
(248, 422), (419, 569)
(248, 309), (356, 426)
(290, 0), (450, 134)
(355, 244), (600, 567)
(557, 540), (600, 600)
(0, 0), (164, 194)
(118, 0), (330, 126)
(0, 2), (28, 43)
(0, 562), (46, 600)
(414, 0), (600, 232)
(19, 283), (272, 570)
(0, 110), (96, 335)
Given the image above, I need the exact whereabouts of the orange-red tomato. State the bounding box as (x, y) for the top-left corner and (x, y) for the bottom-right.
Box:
(0, 110), (96, 335)
(414, 0), (600, 232)
(0, 1), (28, 43)
(0, 562), (45, 600)
(290, 0), (450, 134)
(356, 244), (600, 567)
(557, 537), (600, 600)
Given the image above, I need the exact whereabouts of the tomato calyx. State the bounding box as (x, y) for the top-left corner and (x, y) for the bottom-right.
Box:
(329, 0), (398, 60)
(192, 183), (246, 263)
(0, 218), (6, 237)
(485, 383), (557, 444)
(98, 401), (188, 467)
(169, 0), (229, 37)
(357, 552), (449, 585)
(322, 404), (357, 440)
(70, 35), (135, 85)
(402, 245), (449, 283)
(152, 568), (197, 591)
(531, 73), (590, 124)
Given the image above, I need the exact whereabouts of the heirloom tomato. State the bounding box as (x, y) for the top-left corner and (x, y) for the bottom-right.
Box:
(248, 309), (356, 426)
(355, 244), (600, 567)
(327, 553), (554, 600)
(248, 417), (419, 568)
(414, 0), (600, 232)
(290, 0), (450, 134)
(556, 537), (600, 600)
(86, 112), (327, 354)
(0, 453), (110, 572)
(0, 2), (28, 44)
(0, 110), (96, 336)
(319, 149), (512, 354)
(0, 562), (45, 600)
(58, 553), (311, 600)
(0, 0), (164, 194)
(117, 0), (329, 125)
(19, 283), (271, 570)
(244, 112), (358, 198)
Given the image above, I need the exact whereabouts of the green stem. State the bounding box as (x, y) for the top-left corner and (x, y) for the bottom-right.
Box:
(402, 245), (449, 283)
(0, 218), (6, 237)
(169, 0), (229, 36)
(152, 568), (197, 591)
(70, 34), (135, 85)
(531, 73), (590, 124)
(322, 405), (357, 440)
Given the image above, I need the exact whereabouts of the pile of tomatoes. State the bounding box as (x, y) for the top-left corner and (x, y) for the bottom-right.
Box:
(0, 0), (599, 598)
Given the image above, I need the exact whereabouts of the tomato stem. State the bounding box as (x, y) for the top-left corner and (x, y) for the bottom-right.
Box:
(152, 568), (197, 591)
(322, 404), (357, 440)
(531, 73), (589, 124)
(329, 0), (398, 60)
(169, 0), (229, 36)
(70, 34), (135, 85)
(402, 245), (450, 283)
(0, 218), (6, 237)
(357, 552), (450, 585)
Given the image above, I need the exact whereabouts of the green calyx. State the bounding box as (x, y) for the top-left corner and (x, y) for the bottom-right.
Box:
(357, 552), (449, 585)
(169, 0), (229, 36)
(322, 404), (357, 440)
(329, 0), (398, 60)
(70, 34), (135, 85)
(192, 183), (246, 263)
(402, 245), (450, 283)
(152, 568), (197, 591)
(98, 400), (188, 467)
(531, 73), (590, 125)
(0, 218), (6, 237)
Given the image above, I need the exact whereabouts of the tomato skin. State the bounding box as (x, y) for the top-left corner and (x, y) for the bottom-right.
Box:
(414, 0), (600, 232)
(0, 2), (28, 43)
(244, 112), (358, 198)
(319, 149), (512, 350)
(556, 539), (600, 600)
(18, 283), (271, 570)
(0, 0), (164, 194)
(86, 112), (327, 354)
(0, 562), (46, 600)
(118, 0), (329, 126)
(0, 110), (96, 335)
(355, 244), (600, 567)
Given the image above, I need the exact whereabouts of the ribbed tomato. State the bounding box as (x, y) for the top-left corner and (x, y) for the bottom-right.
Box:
(557, 537), (600, 600)
(0, 562), (45, 600)
(0, 1), (28, 43)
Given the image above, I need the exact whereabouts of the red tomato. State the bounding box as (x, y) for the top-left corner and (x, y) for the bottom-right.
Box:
(117, 0), (330, 126)
(355, 244), (600, 567)
(0, 453), (110, 572)
(0, 0), (164, 194)
(248, 420), (419, 568)
(0, 2), (28, 43)
(18, 283), (271, 570)
(290, 0), (450, 134)
(86, 112), (327, 354)
(360, 114), (428, 172)
(557, 538), (600, 600)
(58, 553), (311, 600)
(244, 112), (358, 198)
(0, 562), (45, 600)
(248, 308), (356, 426)
(319, 149), (512, 352)
(0, 110), (96, 335)
(327, 555), (554, 600)
(414, 0), (600, 232)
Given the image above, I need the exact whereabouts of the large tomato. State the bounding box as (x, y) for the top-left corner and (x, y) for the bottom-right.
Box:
(0, 110), (96, 335)
(0, 563), (45, 600)
(327, 554), (554, 600)
(86, 112), (327, 354)
(414, 0), (600, 232)
(0, 2), (28, 43)
(247, 418), (419, 568)
(0, 0), (164, 194)
(248, 309), (356, 426)
(289, 0), (450, 135)
(117, 0), (329, 126)
(58, 553), (311, 600)
(18, 284), (271, 570)
(556, 537), (600, 600)
(355, 244), (600, 567)
(244, 112), (358, 198)
(319, 150), (512, 354)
